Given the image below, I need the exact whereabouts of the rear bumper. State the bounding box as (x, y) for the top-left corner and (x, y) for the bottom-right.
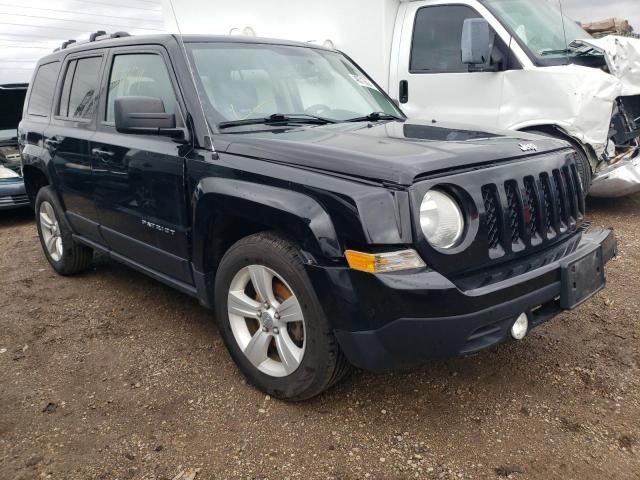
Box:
(310, 228), (616, 372)
(0, 179), (29, 210)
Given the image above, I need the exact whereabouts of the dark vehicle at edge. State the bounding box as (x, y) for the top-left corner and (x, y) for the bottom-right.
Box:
(19, 33), (616, 401)
(0, 84), (30, 210)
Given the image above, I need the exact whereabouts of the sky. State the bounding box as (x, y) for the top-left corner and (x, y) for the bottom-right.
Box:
(0, 0), (639, 84)
(0, 0), (163, 84)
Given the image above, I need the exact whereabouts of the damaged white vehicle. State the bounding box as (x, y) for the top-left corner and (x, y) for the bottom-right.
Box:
(165, 0), (640, 197)
(569, 36), (640, 197)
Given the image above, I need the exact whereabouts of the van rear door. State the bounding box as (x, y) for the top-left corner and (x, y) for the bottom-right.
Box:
(395, 1), (508, 126)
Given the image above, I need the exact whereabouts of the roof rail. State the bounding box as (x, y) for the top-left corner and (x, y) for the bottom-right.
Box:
(89, 30), (107, 42)
(60, 39), (76, 50)
(52, 31), (132, 52)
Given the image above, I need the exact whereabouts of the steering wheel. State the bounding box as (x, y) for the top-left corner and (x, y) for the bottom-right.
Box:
(305, 104), (332, 117)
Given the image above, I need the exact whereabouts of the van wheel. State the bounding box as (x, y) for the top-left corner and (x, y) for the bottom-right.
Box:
(214, 232), (351, 401)
(35, 186), (93, 275)
(528, 129), (592, 195)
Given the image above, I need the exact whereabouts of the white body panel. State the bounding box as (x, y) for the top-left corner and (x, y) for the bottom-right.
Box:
(163, 0), (640, 196)
(163, 0), (400, 92)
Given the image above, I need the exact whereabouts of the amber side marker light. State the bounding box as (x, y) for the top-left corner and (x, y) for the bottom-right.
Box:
(344, 249), (426, 274)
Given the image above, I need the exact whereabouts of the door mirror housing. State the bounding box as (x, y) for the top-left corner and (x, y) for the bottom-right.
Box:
(461, 18), (493, 66)
(114, 96), (184, 138)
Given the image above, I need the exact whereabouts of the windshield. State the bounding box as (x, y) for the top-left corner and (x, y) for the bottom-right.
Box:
(485, 0), (594, 61)
(186, 42), (403, 129)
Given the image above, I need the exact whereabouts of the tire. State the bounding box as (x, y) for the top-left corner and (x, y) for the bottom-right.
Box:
(528, 129), (593, 195)
(214, 232), (351, 401)
(35, 186), (93, 275)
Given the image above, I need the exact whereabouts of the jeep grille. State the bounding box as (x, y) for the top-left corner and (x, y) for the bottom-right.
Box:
(482, 164), (584, 255)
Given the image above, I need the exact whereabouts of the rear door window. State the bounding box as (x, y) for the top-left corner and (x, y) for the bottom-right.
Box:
(65, 57), (102, 119)
(105, 53), (177, 123)
(27, 62), (60, 117)
(58, 60), (77, 118)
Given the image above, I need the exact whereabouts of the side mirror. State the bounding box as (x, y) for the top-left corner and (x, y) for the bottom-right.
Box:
(461, 18), (493, 66)
(114, 96), (183, 138)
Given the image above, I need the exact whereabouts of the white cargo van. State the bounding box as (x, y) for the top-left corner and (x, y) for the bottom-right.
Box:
(163, 0), (640, 197)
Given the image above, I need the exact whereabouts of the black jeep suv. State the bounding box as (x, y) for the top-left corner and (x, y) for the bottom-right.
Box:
(19, 33), (616, 400)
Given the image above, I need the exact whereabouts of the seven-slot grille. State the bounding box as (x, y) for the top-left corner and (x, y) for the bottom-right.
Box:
(482, 164), (584, 255)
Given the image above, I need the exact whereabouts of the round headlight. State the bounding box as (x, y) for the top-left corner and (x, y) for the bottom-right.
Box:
(420, 190), (465, 249)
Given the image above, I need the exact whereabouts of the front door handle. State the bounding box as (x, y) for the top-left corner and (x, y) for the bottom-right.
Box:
(92, 148), (115, 159)
(399, 80), (409, 104)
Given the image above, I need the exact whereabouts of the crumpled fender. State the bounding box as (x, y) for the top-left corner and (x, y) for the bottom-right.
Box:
(502, 36), (640, 160)
(575, 36), (640, 95)
(501, 65), (623, 158)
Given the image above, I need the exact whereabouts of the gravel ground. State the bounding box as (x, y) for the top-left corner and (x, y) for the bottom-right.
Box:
(1, 195), (639, 480)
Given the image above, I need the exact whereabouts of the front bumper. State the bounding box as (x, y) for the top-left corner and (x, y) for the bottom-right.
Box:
(590, 156), (640, 198)
(0, 179), (30, 210)
(310, 228), (616, 372)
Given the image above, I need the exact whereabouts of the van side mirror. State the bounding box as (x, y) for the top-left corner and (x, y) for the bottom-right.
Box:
(461, 18), (493, 66)
(114, 96), (184, 138)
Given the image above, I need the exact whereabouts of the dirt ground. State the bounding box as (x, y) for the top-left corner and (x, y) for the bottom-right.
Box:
(1, 195), (639, 480)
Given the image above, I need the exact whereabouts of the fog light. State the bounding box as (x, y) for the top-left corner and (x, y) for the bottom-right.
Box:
(511, 313), (529, 340)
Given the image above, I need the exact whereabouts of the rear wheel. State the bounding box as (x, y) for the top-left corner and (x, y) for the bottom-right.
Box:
(528, 129), (593, 195)
(214, 232), (350, 401)
(35, 186), (93, 275)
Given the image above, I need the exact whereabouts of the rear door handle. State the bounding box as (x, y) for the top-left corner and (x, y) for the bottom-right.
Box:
(92, 148), (115, 159)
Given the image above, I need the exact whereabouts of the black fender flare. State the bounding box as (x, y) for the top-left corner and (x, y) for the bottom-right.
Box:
(21, 162), (54, 205)
(191, 177), (342, 273)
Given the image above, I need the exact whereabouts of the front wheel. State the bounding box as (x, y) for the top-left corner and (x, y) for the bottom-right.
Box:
(214, 232), (350, 401)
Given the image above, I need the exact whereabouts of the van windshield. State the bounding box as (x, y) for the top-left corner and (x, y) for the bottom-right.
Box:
(186, 42), (403, 129)
(485, 0), (594, 61)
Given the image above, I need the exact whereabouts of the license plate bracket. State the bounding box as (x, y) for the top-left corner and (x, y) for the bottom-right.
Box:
(560, 247), (605, 310)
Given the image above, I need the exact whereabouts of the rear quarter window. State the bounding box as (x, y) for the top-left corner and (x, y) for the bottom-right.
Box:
(28, 62), (60, 117)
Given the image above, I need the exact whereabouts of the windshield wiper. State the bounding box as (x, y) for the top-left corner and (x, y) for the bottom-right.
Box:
(219, 113), (336, 129)
(344, 112), (404, 123)
(540, 42), (603, 57)
(539, 48), (571, 56)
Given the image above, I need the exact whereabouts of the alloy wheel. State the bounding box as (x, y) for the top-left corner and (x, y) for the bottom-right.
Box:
(227, 265), (306, 378)
(39, 201), (63, 262)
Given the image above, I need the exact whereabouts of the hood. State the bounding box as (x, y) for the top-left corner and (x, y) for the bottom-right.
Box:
(574, 36), (640, 96)
(0, 86), (27, 138)
(218, 121), (569, 185)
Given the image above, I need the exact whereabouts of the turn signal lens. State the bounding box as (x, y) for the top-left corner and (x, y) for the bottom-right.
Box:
(345, 249), (426, 273)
